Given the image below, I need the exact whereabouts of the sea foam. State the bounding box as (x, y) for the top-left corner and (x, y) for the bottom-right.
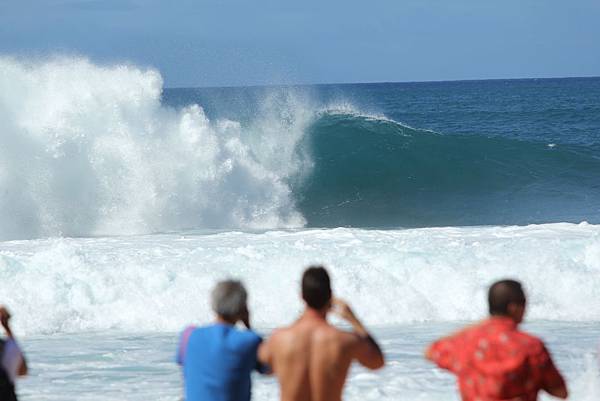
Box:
(1, 223), (599, 335)
(0, 57), (308, 240)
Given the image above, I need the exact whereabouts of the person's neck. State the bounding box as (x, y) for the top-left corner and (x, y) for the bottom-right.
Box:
(490, 315), (519, 325)
(215, 316), (237, 326)
(302, 307), (328, 321)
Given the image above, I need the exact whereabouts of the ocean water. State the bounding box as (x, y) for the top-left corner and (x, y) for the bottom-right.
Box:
(1, 57), (600, 399)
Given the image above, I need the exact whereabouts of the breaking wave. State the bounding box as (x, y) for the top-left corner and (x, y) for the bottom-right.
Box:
(1, 223), (600, 334)
(295, 111), (600, 227)
(2, 57), (600, 241)
(0, 57), (308, 240)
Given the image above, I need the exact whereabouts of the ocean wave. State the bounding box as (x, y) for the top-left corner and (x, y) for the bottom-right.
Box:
(295, 111), (600, 227)
(1, 223), (599, 334)
(2, 57), (600, 240)
(0, 56), (307, 240)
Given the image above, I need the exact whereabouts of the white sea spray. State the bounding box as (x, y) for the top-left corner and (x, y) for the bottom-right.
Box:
(0, 57), (309, 240)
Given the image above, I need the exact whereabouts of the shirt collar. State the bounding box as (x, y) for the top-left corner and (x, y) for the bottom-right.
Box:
(487, 316), (518, 330)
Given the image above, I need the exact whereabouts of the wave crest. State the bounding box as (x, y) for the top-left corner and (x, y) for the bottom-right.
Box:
(295, 111), (600, 227)
(0, 57), (307, 240)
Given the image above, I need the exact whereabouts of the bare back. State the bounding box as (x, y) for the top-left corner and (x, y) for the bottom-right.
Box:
(260, 312), (380, 401)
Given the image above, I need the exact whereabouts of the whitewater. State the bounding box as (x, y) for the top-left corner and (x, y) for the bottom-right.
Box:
(1, 57), (599, 400)
(0, 57), (308, 240)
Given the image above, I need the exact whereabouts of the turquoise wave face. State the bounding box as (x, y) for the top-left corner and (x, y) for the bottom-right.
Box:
(293, 112), (600, 227)
(162, 77), (600, 229)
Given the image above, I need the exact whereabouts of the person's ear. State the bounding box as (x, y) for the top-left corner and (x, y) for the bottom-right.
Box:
(507, 302), (525, 323)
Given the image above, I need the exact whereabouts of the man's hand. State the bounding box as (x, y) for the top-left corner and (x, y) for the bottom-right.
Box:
(332, 298), (369, 337)
(332, 298), (358, 322)
(546, 385), (568, 399)
(424, 344), (435, 361)
(0, 306), (13, 337)
(240, 306), (251, 329)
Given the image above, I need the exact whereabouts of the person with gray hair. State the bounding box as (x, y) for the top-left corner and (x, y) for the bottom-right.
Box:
(176, 280), (268, 401)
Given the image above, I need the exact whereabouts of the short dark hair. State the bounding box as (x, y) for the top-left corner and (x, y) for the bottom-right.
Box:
(488, 279), (526, 316)
(302, 266), (332, 310)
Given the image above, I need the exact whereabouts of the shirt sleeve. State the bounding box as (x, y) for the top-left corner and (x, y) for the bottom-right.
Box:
(252, 334), (271, 374)
(532, 344), (565, 392)
(428, 335), (461, 373)
(175, 326), (195, 365)
(2, 339), (23, 383)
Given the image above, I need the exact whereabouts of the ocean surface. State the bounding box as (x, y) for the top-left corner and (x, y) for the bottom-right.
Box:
(1, 57), (599, 400)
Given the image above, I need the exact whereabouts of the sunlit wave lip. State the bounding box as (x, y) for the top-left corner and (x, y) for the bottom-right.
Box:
(316, 104), (441, 135)
(318, 109), (416, 132)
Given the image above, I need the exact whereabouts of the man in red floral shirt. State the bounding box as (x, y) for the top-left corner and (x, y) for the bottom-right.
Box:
(426, 279), (567, 401)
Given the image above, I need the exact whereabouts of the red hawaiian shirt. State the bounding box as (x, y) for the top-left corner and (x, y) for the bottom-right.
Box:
(428, 317), (565, 401)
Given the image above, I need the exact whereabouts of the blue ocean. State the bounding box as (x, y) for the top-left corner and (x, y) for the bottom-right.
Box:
(0, 58), (599, 400)
(165, 77), (600, 228)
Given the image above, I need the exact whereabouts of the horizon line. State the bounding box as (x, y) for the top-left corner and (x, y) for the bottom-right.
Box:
(165, 74), (600, 91)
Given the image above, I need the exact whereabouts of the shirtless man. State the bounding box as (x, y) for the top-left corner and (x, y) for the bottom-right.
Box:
(258, 266), (384, 401)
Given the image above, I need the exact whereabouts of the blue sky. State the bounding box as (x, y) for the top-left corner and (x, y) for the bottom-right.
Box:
(1, 0), (599, 87)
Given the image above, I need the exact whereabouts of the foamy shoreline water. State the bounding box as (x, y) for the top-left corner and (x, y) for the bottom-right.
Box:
(16, 323), (600, 401)
(2, 223), (600, 399)
(1, 223), (600, 335)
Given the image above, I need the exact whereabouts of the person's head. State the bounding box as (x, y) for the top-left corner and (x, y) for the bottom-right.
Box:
(302, 265), (332, 312)
(211, 280), (248, 324)
(488, 279), (527, 323)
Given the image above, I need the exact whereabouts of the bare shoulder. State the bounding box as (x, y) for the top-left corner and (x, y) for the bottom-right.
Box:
(259, 327), (291, 359)
(267, 326), (293, 343)
(328, 326), (365, 347)
(269, 321), (313, 343)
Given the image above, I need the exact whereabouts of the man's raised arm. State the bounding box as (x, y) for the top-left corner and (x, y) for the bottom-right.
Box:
(332, 298), (384, 370)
